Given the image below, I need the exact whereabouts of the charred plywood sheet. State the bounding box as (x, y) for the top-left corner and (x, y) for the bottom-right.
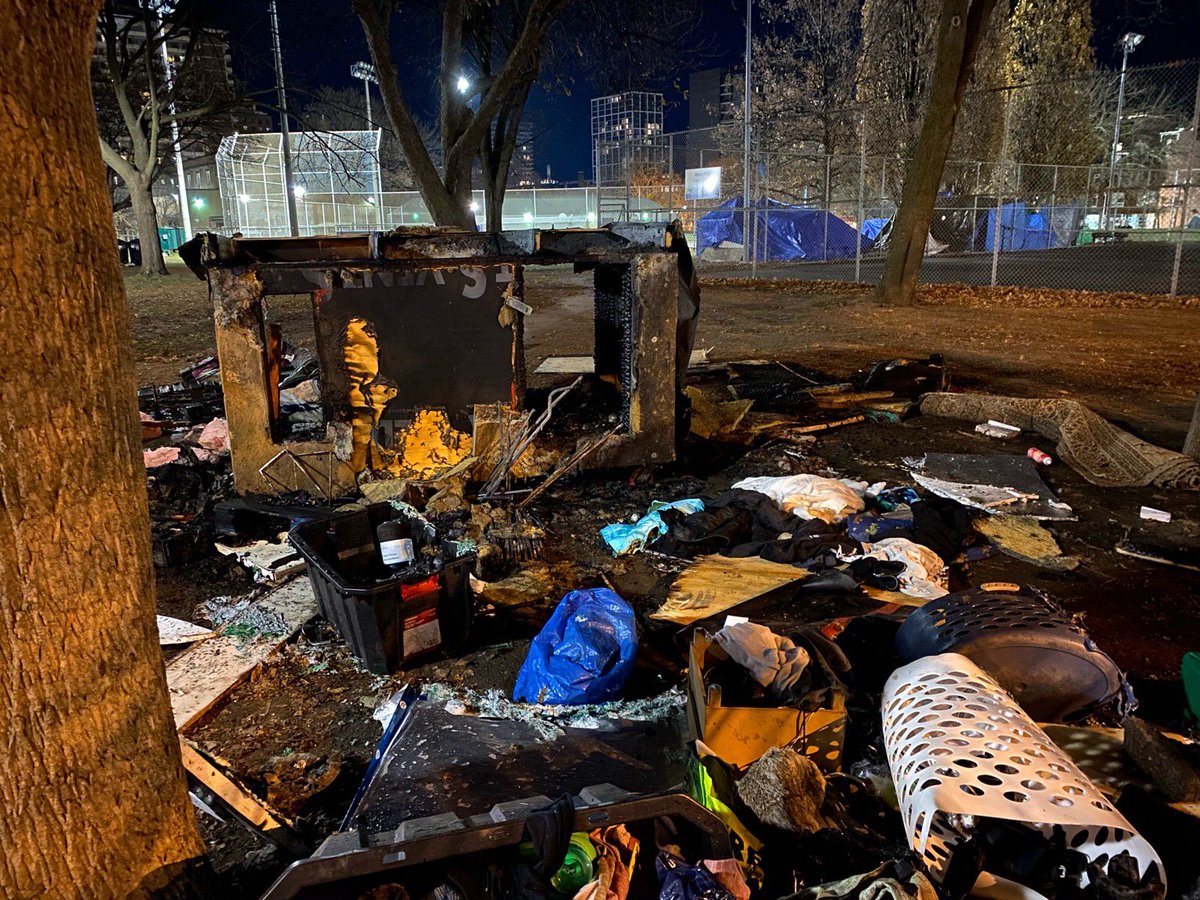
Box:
(313, 265), (523, 476)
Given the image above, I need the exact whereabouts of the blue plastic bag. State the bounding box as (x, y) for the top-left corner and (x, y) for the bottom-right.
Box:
(513, 588), (638, 705)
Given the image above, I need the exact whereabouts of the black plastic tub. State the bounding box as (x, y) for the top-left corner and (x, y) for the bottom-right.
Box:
(289, 503), (474, 674)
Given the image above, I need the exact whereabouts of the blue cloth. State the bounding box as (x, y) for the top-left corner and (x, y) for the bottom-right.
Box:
(513, 588), (638, 705)
(600, 499), (704, 556)
(846, 513), (914, 544)
(697, 195), (864, 261)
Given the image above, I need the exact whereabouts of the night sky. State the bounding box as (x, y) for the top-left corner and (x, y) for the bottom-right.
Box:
(219, 0), (1200, 184)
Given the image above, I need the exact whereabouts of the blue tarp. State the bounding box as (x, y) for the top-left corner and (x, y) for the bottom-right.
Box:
(697, 196), (863, 261)
(971, 201), (1069, 251)
(861, 217), (890, 241)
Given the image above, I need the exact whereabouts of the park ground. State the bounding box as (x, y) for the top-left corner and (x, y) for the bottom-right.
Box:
(129, 262), (1200, 892)
(131, 262), (1200, 448)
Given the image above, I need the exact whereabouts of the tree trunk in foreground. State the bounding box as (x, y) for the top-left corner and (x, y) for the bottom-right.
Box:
(130, 175), (170, 276)
(0, 2), (204, 897)
(876, 0), (999, 307)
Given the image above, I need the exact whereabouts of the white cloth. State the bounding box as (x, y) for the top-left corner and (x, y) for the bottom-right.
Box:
(853, 537), (948, 599)
(714, 621), (811, 698)
(732, 474), (868, 523)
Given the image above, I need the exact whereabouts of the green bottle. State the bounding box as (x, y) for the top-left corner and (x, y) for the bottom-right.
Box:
(550, 833), (597, 895)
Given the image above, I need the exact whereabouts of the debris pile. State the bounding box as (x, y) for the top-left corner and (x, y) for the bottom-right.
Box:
(144, 343), (1199, 900)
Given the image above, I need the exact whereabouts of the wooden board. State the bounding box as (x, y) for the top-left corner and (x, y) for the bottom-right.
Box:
(179, 739), (306, 854)
(861, 585), (929, 609)
(157, 615), (215, 645)
(535, 349), (710, 376)
(651, 555), (807, 625)
(167, 578), (318, 731)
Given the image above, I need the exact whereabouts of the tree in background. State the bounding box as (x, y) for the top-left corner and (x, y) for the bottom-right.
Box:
(753, 0), (860, 158)
(2, 0), (204, 894)
(876, 0), (1001, 307)
(1005, 0), (1099, 178)
(95, 0), (239, 275)
(355, 0), (707, 231)
(354, 0), (572, 229)
(856, 0), (941, 167)
(946, 2), (1011, 184)
(857, 0), (1011, 191)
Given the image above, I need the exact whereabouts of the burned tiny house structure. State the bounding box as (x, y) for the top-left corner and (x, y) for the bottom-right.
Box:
(182, 224), (699, 496)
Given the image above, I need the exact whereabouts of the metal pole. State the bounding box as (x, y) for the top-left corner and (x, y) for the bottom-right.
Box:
(270, 0), (299, 236)
(624, 135), (631, 220)
(823, 154), (831, 260)
(364, 79), (372, 129)
(668, 133), (675, 217)
(159, 36), (192, 242)
(855, 115), (865, 282)
(1049, 165), (1058, 247)
(991, 92), (1013, 287)
(742, 0), (752, 264)
(1103, 45), (1133, 230)
(764, 149), (771, 270)
(751, 125), (759, 276)
(1171, 63), (1200, 297)
(880, 158), (887, 229)
(970, 161), (981, 251)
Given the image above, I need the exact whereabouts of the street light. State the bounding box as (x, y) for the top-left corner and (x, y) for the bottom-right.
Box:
(1103, 32), (1144, 228)
(350, 61), (378, 129)
(456, 75), (470, 94)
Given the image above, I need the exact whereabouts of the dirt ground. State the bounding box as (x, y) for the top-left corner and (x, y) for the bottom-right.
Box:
(129, 264), (1200, 447)
(129, 262), (1200, 894)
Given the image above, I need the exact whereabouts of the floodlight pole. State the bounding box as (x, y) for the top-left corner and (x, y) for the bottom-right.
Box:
(159, 36), (192, 242)
(351, 62), (377, 130)
(270, 0), (299, 236)
(1102, 33), (1143, 230)
(743, 0), (752, 265)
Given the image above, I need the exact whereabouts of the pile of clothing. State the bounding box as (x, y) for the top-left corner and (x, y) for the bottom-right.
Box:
(603, 474), (980, 601)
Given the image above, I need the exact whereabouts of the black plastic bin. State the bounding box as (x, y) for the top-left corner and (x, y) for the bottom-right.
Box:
(289, 503), (474, 674)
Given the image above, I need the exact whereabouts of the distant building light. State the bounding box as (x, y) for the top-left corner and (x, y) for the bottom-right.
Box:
(191, 197), (205, 209)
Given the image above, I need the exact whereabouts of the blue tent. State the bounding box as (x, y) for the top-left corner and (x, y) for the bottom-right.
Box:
(972, 201), (1070, 251)
(697, 196), (863, 261)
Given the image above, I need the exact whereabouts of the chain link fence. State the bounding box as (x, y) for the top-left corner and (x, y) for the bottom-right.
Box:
(604, 60), (1200, 297)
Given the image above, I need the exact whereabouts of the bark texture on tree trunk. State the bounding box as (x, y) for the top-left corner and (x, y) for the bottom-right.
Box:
(129, 178), (169, 276)
(876, 0), (999, 307)
(0, 2), (203, 896)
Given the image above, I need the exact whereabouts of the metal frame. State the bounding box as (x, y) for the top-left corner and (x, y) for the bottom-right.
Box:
(185, 225), (686, 495)
(260, 784), (730, 900)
